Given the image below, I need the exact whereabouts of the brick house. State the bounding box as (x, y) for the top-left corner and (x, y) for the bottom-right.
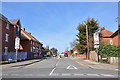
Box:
(109, 28), (120, 45)
(0, 14), (22, 61)
(21, 28), (43, 59)
(100, 27), (120, 45)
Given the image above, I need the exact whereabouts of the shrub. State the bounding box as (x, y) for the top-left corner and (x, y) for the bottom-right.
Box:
(98, 44), (120, 57)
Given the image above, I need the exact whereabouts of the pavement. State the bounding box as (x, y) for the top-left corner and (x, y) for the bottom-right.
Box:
(1, 58), (46, 69)
(73, 57), (119, 71)
(1, 56), (119, 79)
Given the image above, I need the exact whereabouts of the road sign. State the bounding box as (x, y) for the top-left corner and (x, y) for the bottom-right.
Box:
(94, 44), (99, 48)
(94, 32), (99, 44)
(15, 37), (20, 49)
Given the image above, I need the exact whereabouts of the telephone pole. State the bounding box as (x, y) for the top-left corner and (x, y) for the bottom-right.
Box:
(86, 25), (89, 60)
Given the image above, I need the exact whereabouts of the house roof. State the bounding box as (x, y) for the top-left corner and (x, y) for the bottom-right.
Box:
(8, 19), (20, 25)
(0, 13), (11, 23)
(101, 29), (114, 38)
(21, 29), (42, 45)
(110, 28), (120, 38)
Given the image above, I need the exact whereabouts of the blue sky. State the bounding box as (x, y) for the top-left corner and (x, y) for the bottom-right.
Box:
(2, 2), (118, 52)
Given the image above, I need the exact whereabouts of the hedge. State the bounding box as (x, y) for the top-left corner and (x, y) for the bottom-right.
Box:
(98, 44), (120, 57)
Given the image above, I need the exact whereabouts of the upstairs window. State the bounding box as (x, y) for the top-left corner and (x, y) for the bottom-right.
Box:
(5, 24), (9, 29)
(31, 41), (32, 44)
(31, 47), (32, 52)
(5, 34), (9, 42)
(16, 25), (21, 35)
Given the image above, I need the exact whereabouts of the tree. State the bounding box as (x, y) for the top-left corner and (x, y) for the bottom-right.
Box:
(76, 17), (99, 54)
(50, 48), (58, 56)
(45, 45), (49, 53)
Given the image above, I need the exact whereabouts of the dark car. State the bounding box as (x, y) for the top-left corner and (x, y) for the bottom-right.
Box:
(64, 53), (68, 57)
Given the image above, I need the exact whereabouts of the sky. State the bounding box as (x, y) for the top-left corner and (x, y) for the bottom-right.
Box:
(1, 2), (118, 52)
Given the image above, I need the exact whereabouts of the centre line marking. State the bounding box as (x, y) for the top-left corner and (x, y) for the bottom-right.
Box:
(49, 59), (60, 76)
(87, 74), (99, 76)
(49, 68), (56, 75)
(74, 74), (84, 76)
(101, 74), (115, 77)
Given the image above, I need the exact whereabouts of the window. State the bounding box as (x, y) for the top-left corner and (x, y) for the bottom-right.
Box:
(110, 40), (113, 45)
(31, 41), (32, 44)
(31, 47), (32, 52)
(4, 47), (8, 55)
(33, 46), (35, 49)
(5, 34), (9, 42)
(5, 24), (9, 29)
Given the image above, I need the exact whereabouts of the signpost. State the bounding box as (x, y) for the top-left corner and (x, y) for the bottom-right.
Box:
(15, 37), (20, 62)
(93, 32), (99, 62)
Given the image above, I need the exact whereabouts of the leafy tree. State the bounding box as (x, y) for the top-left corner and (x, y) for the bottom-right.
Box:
(50, 48), (58, 56)
(76, 17), (99, 54)
(45, 46), (50, 53)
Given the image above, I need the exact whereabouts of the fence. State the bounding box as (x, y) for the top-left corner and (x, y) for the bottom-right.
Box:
(108, 57), (119, 65)
(3, 52), (27, 61)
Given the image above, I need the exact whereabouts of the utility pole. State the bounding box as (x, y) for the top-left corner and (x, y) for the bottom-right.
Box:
(86, 25), (89, 60)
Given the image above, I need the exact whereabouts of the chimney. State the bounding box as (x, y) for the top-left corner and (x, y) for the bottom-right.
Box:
(28, 32), (31, 35)
(21, 28), (25, 31)
(99, 27), (105, 31)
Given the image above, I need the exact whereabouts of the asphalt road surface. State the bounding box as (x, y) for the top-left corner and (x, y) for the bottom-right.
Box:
(2, 57), (118, 78)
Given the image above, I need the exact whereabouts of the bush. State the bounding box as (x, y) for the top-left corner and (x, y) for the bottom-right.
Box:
(98, 44), (120, 57)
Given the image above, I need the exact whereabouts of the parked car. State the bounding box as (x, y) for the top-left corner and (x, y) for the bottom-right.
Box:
(53, 54), (57, 57)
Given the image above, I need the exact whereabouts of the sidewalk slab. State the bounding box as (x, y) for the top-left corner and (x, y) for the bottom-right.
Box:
(72, 57), (119, 71)
(84, 60), (118, 71)
(1, 59), (42, 69)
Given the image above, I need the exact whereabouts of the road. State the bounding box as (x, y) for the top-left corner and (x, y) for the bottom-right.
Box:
(2, 57), (118, 78)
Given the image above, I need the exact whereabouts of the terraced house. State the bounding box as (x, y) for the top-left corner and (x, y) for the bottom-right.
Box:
(0, 14), (22, 61)
(0, 14), (44, 61)
(21, 28), (44, 59)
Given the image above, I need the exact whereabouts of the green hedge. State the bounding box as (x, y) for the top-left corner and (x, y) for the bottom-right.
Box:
(98, 44), (120, 57)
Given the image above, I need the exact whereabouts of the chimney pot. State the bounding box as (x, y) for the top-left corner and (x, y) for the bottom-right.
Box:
(22, 28), (25, 31)
(28, 32), (31, 35)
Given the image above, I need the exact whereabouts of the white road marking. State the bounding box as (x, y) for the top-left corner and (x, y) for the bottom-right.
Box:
(56, 60), (59, 66)
(49, 68), (56, 75)
(50, 73), (59, 76)
(87, 74), (99, 76)
(101, 74), (115, 77)
(62, 73), (71, 76)
(66, 65), (78, 70)
(74, 74), (84, 76)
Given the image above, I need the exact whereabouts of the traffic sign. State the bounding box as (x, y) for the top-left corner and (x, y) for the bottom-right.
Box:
(94, 32), (99, 44)
(15, 37), (20, 49)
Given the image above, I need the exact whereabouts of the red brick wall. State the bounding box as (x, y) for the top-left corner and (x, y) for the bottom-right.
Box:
(1, 20), (15, 55)
(101, 38), (112, 45)
(112, 34), (120, 45)
(21, 40), (31, 52)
